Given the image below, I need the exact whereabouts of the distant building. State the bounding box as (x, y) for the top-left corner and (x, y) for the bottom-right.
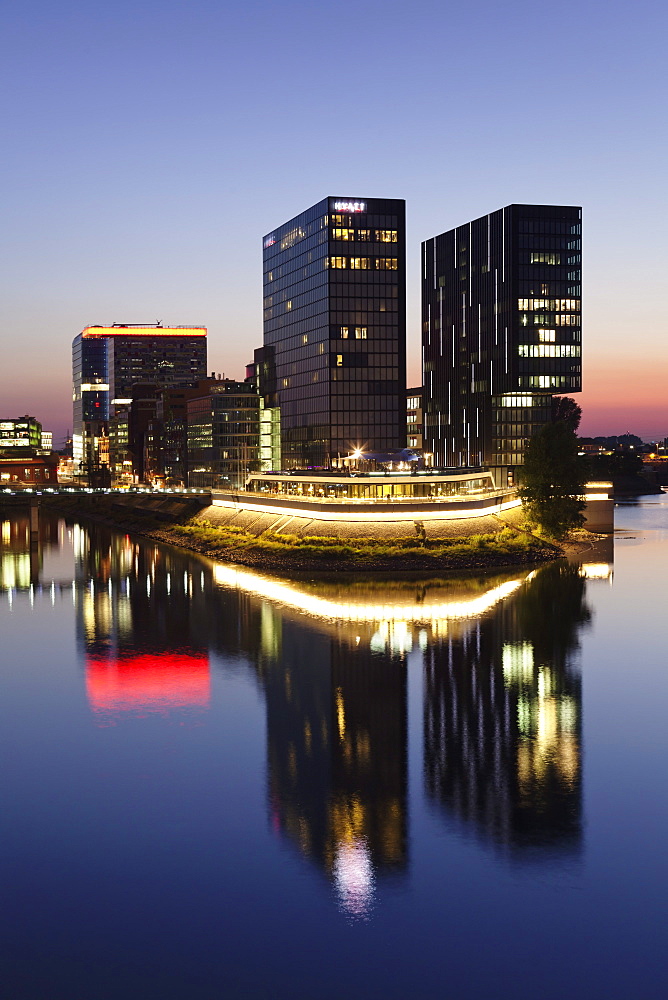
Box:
(0, 454), (59, 487)
(422, 204), (582, 484)
(262, 196), (406, 469)
(187, 379), (260, 489)
(72, 323), (207, 482)
(0, 416), (42, 451)
(40, 431), (53, 452)
(144, 379), (223, 487)
(246, 349), (281, 471)
(406, 387), (424, 453)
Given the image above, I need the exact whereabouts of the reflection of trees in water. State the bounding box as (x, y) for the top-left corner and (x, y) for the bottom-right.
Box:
(513, 561), (591, 674)
(424, 562), (591, 858)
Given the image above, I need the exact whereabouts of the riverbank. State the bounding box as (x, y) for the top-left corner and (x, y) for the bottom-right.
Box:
(40, 492), (562, 573)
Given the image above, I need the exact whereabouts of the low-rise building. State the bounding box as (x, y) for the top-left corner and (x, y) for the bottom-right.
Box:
(0, 416), (42, 451)
(0, 452), (59, 487)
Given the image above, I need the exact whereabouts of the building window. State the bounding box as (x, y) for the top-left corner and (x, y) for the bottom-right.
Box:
(340, 327), (349, 338)
(354, 327), (367, 339)
(336, 354), (343, 367)
(302, 334), (308, 344)
(357, 229), (371, 241)
(375, 230), (398, 243)
(538, 330), (556, 342)
(375, 258), (398, 270)
(332, 228), (354, 240)
(518, 344), (581, 358)
(350, 257), (370, 269)
(530, 252), (560, 265)
(327, 257), (347, 269)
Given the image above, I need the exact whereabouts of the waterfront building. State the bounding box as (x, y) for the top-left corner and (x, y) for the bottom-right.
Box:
(72, 323), (207, 482)
(422, 204), (582, 484)
(246, 348), (282, 471)
(262, 196), (406, 469)
(406, 387), (424, 453)
(0, 453), (59, 487)
(143, 381), (215, 486)
(0, 416), (42, 451)
(187, 379), (260, 489)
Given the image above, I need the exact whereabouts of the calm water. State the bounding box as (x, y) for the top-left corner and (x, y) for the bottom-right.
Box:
(1, 498), (667, 999)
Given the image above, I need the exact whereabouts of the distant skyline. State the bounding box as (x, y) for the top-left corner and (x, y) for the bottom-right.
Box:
(1, 0), (666, 444)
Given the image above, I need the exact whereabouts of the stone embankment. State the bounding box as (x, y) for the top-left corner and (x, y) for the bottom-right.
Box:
(39, 492), (562, 574)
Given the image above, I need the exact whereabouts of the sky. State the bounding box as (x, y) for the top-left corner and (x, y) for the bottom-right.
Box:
(1, 0), (666, 445)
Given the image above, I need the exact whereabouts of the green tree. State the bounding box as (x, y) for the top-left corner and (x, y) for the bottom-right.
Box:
(519, 420), (588, 539)
(551, 395), (582, 433)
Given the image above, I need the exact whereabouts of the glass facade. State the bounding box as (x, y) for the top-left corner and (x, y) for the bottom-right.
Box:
(245, 470), (496, 500)
(263, 197), (406, 469)
(422, 205), (582, 473)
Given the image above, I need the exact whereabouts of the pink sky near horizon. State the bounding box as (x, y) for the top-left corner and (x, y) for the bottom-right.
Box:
(8, 351), (665, 448)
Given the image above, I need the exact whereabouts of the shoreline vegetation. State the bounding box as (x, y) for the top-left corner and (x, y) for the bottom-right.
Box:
(153, 520), (560, 573)
(35, 493), (567, 573)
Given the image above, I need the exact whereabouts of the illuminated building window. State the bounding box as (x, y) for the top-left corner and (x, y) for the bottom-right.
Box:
(340, 327), (349, 338)
(327, 257), (347, 269)
(336, 354), (343, 367)
(332, 227), (354, 240)
(286, 300), (292, 311)
(538, 330), (556, 342)
(375, 230), (398, 243)
(376, 258), (398, 270)
(357, 229), (371, 241)
(350, 257), (370, 269)
(555, 315), (580, 326)
(302, 334), (308, 345)
(518, 344), (581, 358)
(499, 394), (534, 407)
(530, 252), (560, 265)
(518, 298), (580, 312)
(354, 327), (367, 339)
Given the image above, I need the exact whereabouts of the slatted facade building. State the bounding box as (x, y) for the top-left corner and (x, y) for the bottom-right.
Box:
(422, 204), (582, 485)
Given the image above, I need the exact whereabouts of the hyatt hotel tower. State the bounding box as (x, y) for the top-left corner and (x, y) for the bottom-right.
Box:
(262, 197), (406, 469)
(422, 204), (582, 482)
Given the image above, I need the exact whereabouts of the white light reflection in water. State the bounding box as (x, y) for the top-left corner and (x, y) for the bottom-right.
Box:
(333, 838), (375, 919)
(212, 563), (525, 625)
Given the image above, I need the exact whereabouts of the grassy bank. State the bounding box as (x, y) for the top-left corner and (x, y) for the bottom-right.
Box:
(41, 493), (561, 572)
(158, 519), (559, 572)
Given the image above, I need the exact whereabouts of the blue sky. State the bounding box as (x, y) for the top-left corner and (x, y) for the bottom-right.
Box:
(1, 0), (667, 442)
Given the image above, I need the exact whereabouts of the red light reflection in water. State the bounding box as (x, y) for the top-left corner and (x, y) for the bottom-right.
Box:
(86, 652), (210, 713)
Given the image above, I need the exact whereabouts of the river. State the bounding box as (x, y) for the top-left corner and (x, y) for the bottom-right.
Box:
(1, 496), (667, 999)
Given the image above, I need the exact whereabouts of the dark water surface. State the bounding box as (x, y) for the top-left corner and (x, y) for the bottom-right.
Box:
(1, 498), (667, 999)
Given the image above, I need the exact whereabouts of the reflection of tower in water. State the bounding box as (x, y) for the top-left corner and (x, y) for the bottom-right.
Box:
(73, 524), (210, 714)
(424, 563), (589, 856)
(261, 606), (407, 917)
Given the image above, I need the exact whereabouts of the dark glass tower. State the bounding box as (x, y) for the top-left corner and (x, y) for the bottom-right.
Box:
(263, 197), (406, 469)
(422, 204), (581, 480)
